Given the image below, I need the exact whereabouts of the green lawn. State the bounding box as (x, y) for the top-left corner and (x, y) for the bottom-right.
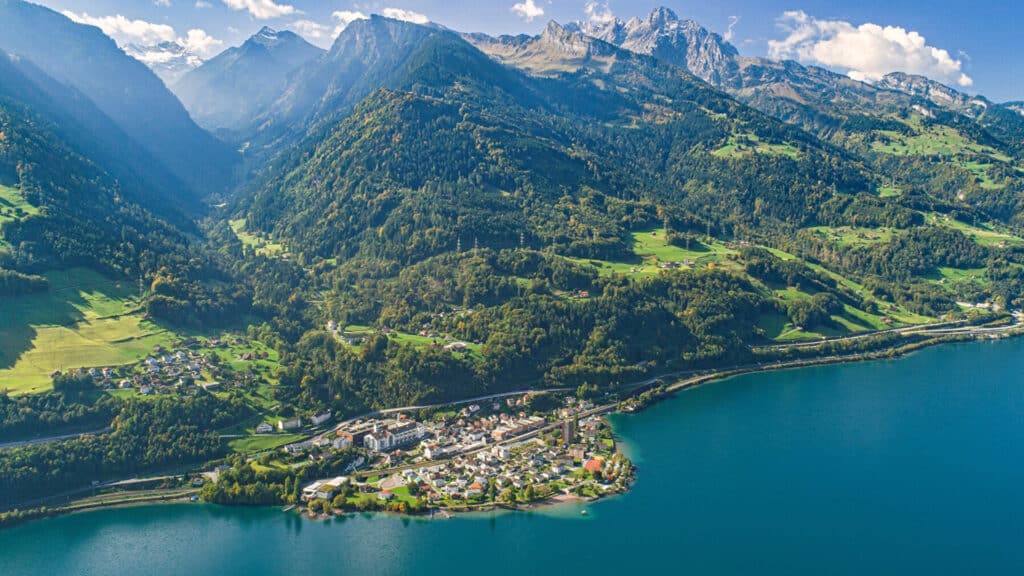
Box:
(0, 184), (38, 249)
(805, 226), (895, 247)
(871, 115), (1015, 189)
(0, 184), (38, 224)
(0, 268), (181, 394)
(928, 213), (1024, 248)
(712, 133), (801, 160)
(567, 229), (738, 278)
(229, 219), (287, 257)
(228, 434), (305, 454)
(340, 325), (481, 356)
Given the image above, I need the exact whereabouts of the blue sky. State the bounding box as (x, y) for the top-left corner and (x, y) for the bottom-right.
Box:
(33, 0), (1024, 102)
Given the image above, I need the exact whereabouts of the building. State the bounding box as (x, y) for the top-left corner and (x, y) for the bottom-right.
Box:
(311, 411), (333, 426)
(364, 427), (392, 452)
(561, 420), (576, 445)
(278, 417), (302, 432)
(332, 435), (352, 450)
(390, 421), (423, 446)
(255, 422), (274, 434)
(364, 421), (424, 452)
(302, 477), (348, 501)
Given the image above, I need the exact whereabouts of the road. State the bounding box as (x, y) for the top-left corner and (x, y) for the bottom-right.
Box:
(0, 427), (111, 451)
(752, 314), (1021, 351)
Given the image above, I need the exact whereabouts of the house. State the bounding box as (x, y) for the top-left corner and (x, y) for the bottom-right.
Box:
(278, 417), (303, 432)
(332, 435), (352, 450)
(327, 320), (338, 331)
(201, 382), (221, 392)
(139, 385), (154, 395)
(584, 459), (603, 473)
(444, 341), (469, 352)
(466, 483), (484, 498)
(255, 422), (274, 434)
(311, 411), (333, 426)
(378, 490), (394, 500)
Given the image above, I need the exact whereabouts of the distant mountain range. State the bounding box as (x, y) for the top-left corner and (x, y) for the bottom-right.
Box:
(125, 40), (204, 86)
(0, 0), (237, 199)
(174, 27), (323, 134)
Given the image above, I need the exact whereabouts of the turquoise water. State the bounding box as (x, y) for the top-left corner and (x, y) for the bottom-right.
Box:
(4, 339), (1024, 575)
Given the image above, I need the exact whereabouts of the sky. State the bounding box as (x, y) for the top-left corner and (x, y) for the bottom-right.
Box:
(31, 0), (1024, 102)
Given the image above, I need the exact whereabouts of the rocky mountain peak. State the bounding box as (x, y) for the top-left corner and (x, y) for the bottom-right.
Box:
(571, 6), (739, 88)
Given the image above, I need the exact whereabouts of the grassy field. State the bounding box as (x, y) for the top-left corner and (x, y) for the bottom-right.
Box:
(228, 434), (304, 454)
(712, 133), (801, 160)
(0, 268), (179, 394)
(567, 229), (738, 278)
(0, 184), (38, 224)
(0, 185), (38, 249)
(229, 219), (287, 257)
(805, 226), (895, 247)
(871, 115), (1014, 189)
(340, 324), (482, 356)
(927, 213), (1024, 248)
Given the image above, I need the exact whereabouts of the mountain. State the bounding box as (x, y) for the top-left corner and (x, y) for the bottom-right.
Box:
(173, 27), (324, 133)
(0, 50), (198, 225)
(0, 0), (237, 199)
(244, 17), (871, 267)
(555, 6), (1024, 153)
(125, 40), (203, 86)
(569, 7), (741, 88)
(236, 16), (461, 160)
(0, 69), (190, 277)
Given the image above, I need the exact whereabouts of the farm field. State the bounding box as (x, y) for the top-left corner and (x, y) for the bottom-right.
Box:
(567, 228), (738, 278)
(0, 268), (178, 394)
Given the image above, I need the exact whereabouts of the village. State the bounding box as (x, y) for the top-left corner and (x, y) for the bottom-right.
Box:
(260, 393), (634, 514)
(51, 333), (277, 398)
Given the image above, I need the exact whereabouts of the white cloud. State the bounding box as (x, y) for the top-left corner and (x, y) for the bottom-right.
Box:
(181, 28), (223, 58)
(290, 11), (368, 47)
(768, 11), (973, 87)
(584, 1), (615, 25)
(723, 15), (739, 43)
(291, 19), (332, 40)
(154, 0), (172, 7)
(222, 0), (296, 20)
(333, 10), (369, 28)
(63, 10), (222, 58)
(381, 8), (429, 24)
(511, 0), (544, 22)
(63, 11), (177, 45)
(195, 1), (212, 8)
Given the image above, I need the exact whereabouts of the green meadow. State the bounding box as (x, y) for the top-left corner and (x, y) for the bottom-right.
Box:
(568, 228), (738, 278)
(0, 268), (177, 394)
(712, 133), (801, 160)
(229, 218), (288, 257)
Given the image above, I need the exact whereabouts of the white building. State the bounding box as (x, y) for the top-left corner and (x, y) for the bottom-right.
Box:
(364, 422), (424, 452)
(302, 476), (348, 501)
(255, 422), (274, 434)
(311, 411), (333, 426)
(278, 417), (302, 432)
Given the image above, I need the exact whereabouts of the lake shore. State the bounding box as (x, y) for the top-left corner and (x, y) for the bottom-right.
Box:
(5, 325), (1021, 528)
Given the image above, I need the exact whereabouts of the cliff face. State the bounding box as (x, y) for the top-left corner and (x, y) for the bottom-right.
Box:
(570, 7), (741, 88)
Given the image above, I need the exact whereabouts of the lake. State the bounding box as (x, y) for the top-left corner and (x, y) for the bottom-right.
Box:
(4, 338), (1024, 575)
